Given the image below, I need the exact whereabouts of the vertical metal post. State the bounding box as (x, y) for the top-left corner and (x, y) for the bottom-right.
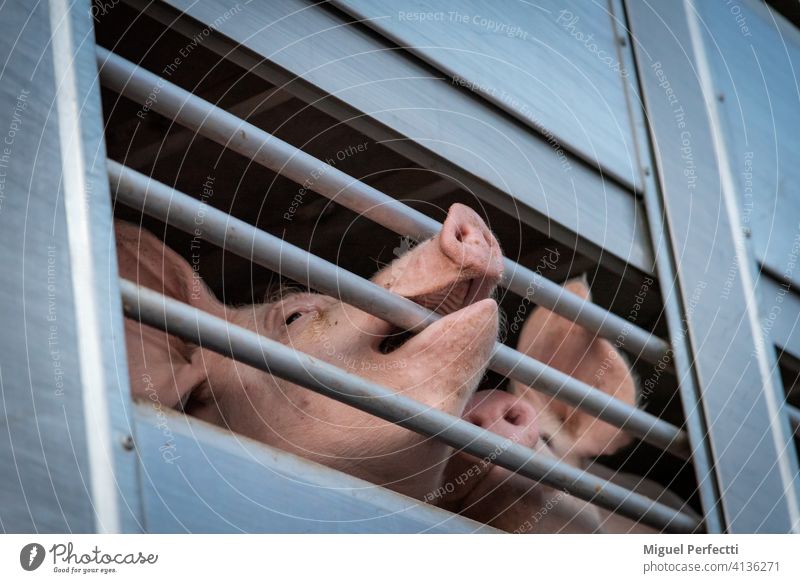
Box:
(614, 0), (725, 533)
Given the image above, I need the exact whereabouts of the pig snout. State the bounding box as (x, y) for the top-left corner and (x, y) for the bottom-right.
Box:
(464, 390), (539, 449)
(436, 390), (539, 509)
(374, 204), (503, 310)
(439, 203), (504, 282)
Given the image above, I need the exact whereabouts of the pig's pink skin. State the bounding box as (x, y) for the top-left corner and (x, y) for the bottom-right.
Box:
(119, 203), (503, 499)
(462, 389), (540, 452)
(442, 279), (695, 533)
(439, 390), (606, 533)
(512, 278), (637, 464)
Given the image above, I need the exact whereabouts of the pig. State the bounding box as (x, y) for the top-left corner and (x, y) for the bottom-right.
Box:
(117, 203), (503, 500)
(439, 279), (697, 532)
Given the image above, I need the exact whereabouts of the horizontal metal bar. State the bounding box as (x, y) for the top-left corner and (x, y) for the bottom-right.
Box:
(107, 160), (689, 457)
(95, 46), (671, 369)
(119, 278), (700, 533)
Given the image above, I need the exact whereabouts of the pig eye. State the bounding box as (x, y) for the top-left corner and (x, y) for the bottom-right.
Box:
(284, 312), (303, 326)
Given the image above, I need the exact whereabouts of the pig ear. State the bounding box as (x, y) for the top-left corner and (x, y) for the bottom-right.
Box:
(116, 221), (222, 409)
(514, 276), (638, 458)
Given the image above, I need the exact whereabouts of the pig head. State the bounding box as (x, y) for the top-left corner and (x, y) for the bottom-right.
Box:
(440, 278), (692, 532)
(117, 204), (503, 499)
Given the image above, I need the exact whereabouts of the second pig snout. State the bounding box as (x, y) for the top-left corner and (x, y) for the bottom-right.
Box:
(464, 390), (540, 448)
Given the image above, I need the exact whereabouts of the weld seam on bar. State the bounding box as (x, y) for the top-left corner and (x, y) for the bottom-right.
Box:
(107, 161), (689, 458)
(118, 278), (700, 533)
(95, 46), (671, 368)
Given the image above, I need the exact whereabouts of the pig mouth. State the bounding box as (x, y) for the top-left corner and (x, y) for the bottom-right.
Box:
(378, 277), (495, 354)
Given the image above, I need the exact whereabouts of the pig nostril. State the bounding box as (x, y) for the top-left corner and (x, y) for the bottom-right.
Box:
(378, 328), (416, 354)
(503, 410), (521, 425)
(465, 413), (486, 429)
(455, 228), (464, 243)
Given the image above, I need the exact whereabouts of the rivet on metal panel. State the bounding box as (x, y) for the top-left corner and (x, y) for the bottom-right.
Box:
(121, 435), (135, 451)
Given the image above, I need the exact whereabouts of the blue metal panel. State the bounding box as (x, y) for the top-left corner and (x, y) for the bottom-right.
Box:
(135, 405), (498, 533)
(758, 276), (800, 360)
(693, 0), (800, 289)
(333, 0), (640, 191)
(612, 0), (725, 533)
(0, 0), (142, 532)
(627, 0), (800, 532)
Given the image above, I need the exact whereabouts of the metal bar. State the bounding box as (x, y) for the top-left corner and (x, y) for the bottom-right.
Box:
(125, 87), (293, 169)
(119, 279), (701, 533)
(53, 0), (121, 532)
(95, 46), (671, 369)
(108, 160), (690, 457)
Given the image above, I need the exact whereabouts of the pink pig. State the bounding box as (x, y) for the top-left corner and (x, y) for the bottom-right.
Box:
(117, 203), (503, 499)
(440, 279), (697, 532)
